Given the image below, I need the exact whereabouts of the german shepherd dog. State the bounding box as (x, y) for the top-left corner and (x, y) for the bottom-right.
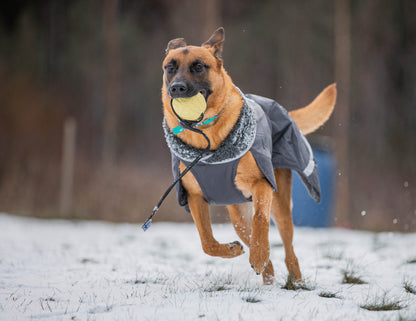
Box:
(162, 27), (336, 284)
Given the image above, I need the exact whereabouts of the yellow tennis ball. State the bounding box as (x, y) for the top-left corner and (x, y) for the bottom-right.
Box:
(171, 92), (207, 121)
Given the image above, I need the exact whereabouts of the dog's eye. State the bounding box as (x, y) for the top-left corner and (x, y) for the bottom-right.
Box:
(191, 63), (204, 73)
(165, 63), (177, 74)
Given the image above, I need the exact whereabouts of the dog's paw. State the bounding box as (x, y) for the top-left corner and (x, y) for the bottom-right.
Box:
(226, 241), (244, 257)
(217, 241), (244, 258)
(229, 240), (244, 251)
(249, 242), (270, 275)
(262, 260), (275, 285)
(202, 240), (244, 258)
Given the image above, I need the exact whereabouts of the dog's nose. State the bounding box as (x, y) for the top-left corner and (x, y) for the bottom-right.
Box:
(169, 81), (188, 97)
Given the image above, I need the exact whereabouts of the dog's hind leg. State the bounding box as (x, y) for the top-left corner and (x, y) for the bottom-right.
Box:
(271, 168), (302, 282)
(180, 162), (245, 259)
(227, 203), (275, 284)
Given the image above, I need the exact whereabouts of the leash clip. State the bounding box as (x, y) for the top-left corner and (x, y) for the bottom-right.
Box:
(142, 206), (159, 231)
(142, 218), (152, 231)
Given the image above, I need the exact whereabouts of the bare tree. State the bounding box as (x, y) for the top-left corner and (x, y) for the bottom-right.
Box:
(334, 0), (351, 226)
(102, 0), (121, 167)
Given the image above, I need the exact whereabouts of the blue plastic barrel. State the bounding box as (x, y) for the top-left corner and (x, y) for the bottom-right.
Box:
(291, 143), (336, 227)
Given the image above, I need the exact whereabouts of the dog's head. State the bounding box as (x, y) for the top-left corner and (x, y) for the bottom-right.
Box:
(162, 27), (230, 122)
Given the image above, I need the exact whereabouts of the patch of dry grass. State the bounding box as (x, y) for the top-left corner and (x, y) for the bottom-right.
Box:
(318, 291), (339, 299)
(341, 269), (367, 285)
(404, 281), (416, 295)
(360, 294), (404, 311)
(282, 273), (313, 291)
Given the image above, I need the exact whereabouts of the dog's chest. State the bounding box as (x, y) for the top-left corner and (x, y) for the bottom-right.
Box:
(171, 111), (278, 208)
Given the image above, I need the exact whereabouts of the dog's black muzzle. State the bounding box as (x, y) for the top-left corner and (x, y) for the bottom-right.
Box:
(168, 81), (211, 100)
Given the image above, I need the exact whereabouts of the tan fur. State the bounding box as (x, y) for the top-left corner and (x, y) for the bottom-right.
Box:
(162, 28), (336, 284)
(289, 83), (337, 135)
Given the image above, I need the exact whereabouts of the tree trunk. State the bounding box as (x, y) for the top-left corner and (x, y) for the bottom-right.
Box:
(334, 0), (351, 227)
(102, 0), (121, 168)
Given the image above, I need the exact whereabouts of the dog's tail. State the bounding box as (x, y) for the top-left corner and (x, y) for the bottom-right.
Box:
(289, 83), (337, 135)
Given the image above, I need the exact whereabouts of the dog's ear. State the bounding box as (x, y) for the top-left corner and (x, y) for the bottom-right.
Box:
(202, 27), (224, 60)
(166, 38), (187, 55)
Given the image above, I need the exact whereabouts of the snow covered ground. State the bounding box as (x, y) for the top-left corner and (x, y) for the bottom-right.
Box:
(0, 213), (415, 321)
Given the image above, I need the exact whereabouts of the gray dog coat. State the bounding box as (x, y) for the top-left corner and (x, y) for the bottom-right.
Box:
(163, 88), (321, 212)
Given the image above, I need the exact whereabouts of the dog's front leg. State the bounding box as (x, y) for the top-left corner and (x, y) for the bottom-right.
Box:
(188, 194), (244, 258)
(227, 203), (275, 284)
(180, 162), (244, 258)
(249, 179), (273, 274)
(235, 152), (273, 275)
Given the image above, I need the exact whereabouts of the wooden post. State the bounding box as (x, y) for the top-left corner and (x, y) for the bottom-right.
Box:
(334, 0), (351, 227)
(60, 118), (77, 217)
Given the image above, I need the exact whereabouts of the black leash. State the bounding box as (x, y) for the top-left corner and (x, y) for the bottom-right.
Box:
(141, 101), (211, 231)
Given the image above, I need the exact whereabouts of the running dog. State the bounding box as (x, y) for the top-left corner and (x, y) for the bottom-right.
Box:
(161, 27), (336, 284)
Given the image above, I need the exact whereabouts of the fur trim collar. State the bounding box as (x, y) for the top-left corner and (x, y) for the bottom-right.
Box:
(163, 89), (257, 164)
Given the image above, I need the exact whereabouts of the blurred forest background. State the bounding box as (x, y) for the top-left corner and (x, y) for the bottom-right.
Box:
(0, 0), (415, 231)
